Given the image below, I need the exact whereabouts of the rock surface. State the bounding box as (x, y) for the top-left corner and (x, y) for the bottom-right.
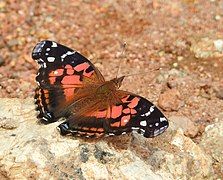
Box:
(169, 116), (199, 138)
(199, 118), (223, 177)
(0, 98), (218, 179)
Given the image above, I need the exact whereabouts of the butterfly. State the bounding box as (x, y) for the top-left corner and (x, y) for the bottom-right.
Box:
(32, 40), (168, 138)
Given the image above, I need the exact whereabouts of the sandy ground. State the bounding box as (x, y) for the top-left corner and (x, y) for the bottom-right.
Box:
(0, 0), (223, 176)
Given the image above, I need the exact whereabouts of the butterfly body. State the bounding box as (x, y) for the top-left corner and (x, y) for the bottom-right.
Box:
(32, 40), (168, 138)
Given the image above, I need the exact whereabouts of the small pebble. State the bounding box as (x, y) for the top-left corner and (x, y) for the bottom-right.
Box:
(214, 15), (221, 21)
(215, 88), (223, 100)
(177, 56), (183, 61)
(0, 117), (18, 130)
(173, 62), (178, 68)
(213, 39), (223, 52)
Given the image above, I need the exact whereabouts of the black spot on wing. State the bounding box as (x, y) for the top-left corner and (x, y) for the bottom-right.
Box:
(126, 95), (135, 101)
(86, 65), (94, 73)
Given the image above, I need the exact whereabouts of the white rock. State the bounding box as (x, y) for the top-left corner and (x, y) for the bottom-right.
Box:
(199, 120), (223, 172)
(214, 15), (221, 21)
(213, 39), (223, 52)
(119, 160), (162, 180)
(81, 159), (109, 179)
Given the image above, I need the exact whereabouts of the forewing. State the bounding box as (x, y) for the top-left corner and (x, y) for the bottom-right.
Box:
(57, 92), (168, 138)
(32, 40), (104, 123)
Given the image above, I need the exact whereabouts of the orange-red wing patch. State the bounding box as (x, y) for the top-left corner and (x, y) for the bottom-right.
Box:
(49, 77), (56, 84)
(90, 127), (97, 131)
(120, 115), (131, 126)
(121, 95), (130, 103)
(83, 70), (94, 78)
(82, 127), (90, 131)
(61, 75), (82, 85)
(67, 69), (74, 75)
(111, 121), (120, 127)
(96, 110), (107, 118)
(127, 97), (140, 108)
(74, 62), (90, 72)
(123, 108), (131, 114)
(42, 89), (50, 104)
(65, 64), (73, 69)
(96, 128), (104, 132)
(63, 88), (75, 101)
(111, 105), (123, 119)
(130, 109), (137, 114)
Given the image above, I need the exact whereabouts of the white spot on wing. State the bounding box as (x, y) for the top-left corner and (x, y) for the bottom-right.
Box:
(39, 58), (44, 63)
(153, 125), (168, 136)
(153, 129), (161, 136)
(159, 126), (165, 131)
(70, 130), (77, 133)
(67, 51), (74, 55)
(46, 48), (50, 51)
(43, 63), (47, 68)
(141, 105), (155, 117)
(155, 122), (159, 126)
(140, 120), (147, 127)
(61, 51), (75, 61)
(47, 57), (55, 62)
(51, 42), (57, 47)
(160, 117), (167, 122)
(61, 54), (66, 59)
(47, 113), (52, 118)
(42, 117), (48, 121)
(132, 127), (139, 131)
(62, 123), (69, 129)
(150, 106), (155, 112)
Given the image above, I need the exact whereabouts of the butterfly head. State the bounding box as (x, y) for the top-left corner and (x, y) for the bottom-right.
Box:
(111, 76), (125, 89)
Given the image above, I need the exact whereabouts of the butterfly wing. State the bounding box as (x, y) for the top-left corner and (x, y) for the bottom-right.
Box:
(108, 92), (169, 138)
(32, 40), (105, 123)
(58, 91), (168, 138)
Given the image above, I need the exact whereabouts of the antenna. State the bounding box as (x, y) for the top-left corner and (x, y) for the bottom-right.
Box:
(115, 42), (127, 78)
(124, 67), (161, 78)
